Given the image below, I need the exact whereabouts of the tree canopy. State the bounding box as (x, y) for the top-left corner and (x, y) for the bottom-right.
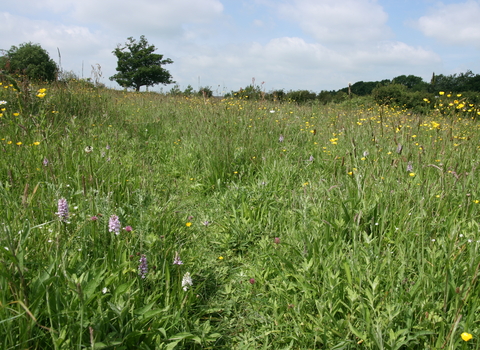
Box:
(109, 36), (174, 91)
(2, 42), (58, 82)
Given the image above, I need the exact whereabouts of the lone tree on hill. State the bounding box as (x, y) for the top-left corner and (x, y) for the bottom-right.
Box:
(2, 42), (58, 81)
(110, 35), (174, 91)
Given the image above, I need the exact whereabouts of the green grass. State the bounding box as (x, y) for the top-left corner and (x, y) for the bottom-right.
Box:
(1, 79), (480, 349)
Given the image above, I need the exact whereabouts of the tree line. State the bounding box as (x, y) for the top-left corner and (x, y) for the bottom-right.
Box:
(2, 36), (480, 108)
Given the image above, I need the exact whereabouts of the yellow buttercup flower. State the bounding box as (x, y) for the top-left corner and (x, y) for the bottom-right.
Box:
(186, 222), (192, 227)
(439, 91), (445, 95)
(461, 332), (472, 341)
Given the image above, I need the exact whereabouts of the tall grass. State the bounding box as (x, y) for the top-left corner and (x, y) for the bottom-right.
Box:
(1, 78), (480, 349)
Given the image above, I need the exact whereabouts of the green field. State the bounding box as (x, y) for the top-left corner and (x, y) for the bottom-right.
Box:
(1, 80), (479, 349)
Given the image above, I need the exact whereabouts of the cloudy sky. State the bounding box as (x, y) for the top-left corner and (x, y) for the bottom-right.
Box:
(2, 0), (480, 93)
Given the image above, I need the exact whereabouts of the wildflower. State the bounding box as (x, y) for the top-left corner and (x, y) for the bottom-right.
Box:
(409, 172), (416, 177)
(102, 287), (108, 294)
(56, 198), (69, 222)
(218, 256), (224, 260)
(406, 162), (413, 172)
(461, 332), (472, 342)
(396, 144), (403, 154)
(186, 222), (192, 227)
(108, 215), (121, 235)
(43, 158), (49, 166)
(363, 151), (369, 157)
(0, 100), (6, 105)
(138, 254), (148, 279)
(249, 278), (255, 284)
(202, 220), (210, 227)
(16, 142), (22, 146)
(90, 216), (98, 221)
(84, 146), (93, 153)
(33, 141), (40, 146)
(106, 144), (110, 150)
(173, 251), (183, 265)
(279, 134), (284, 142)
(123, 225), (132, 232)
(182, 272), (193, 291)
(308, 155), (314, 161)
(439, 91), (444, 96)
(274, 237), (281, 244)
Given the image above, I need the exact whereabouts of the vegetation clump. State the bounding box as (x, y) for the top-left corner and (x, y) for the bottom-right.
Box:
(1, 72), (480, 349)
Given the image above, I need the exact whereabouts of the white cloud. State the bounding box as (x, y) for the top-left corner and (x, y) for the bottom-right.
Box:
(416, 1), (480, 47)
(0, 1), (447, 92)
(67, 0), (223, 37)
(174, 37), (441, 91)
(277, 0), (390, 45)
(0, 12), (105, 55)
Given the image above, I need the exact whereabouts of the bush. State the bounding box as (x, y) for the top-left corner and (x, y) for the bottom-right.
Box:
(372, 84), (407, 106)
(286, 90), (316, 103)
(3, 42), (58, 82)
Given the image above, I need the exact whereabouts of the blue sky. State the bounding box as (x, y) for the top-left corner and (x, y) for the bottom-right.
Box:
(1, 0), (480, 93)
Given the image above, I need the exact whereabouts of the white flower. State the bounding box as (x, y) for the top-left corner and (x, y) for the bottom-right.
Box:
(85, 146), (93, 153)
(182, 272), (193, 291)
(102, 287), (108, 294)
(0, 101), (7, 105)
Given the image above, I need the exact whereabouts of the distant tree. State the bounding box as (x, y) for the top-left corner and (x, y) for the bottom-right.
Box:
(350, 81), (379, 96)
(372, 84), (407, 106)
(110, 35), (174, 91)
(465, 73), (480, 92)
(392, 75), (428, 91)
(286, 90), (316, 103)
(317, 90), (334, 104)
(2, 42), (57, 81)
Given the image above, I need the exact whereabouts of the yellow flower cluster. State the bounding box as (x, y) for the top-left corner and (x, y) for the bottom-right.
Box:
(37, 88), (47, 98)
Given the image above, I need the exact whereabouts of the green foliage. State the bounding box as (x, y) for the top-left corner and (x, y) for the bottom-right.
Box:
(350, 81), (380, 96)
(2, 42), (58, 82)
(198, 86), (213, 98)
(392, 74), (429, 91)
(286, 89), (316, 103)
(110, 35), (174, 91)
(2, 79), (480, 348)
(372, 83), (408, 106)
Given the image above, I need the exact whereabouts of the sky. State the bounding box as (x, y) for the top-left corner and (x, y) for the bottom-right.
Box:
(2, 0), (480, 93)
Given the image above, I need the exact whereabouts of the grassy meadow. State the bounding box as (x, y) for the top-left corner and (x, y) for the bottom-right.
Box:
(1, 80), (480, 349)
